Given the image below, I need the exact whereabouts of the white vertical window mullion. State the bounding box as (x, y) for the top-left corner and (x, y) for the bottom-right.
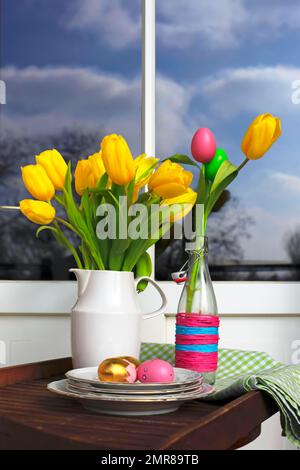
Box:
(141, 0), (156, 276)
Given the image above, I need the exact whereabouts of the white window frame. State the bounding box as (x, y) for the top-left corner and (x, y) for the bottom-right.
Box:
(0, 0), (300, 318)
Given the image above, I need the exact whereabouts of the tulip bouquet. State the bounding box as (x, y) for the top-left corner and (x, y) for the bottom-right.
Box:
(0, 114), (281, 297)
(0, 134), (198, 284)
(171, 113), (282, 311)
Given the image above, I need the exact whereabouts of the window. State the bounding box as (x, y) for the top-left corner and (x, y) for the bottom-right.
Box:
(155, 0), (300, 281)
(0, 0), (141, 279)
(1, 0), (300, 286)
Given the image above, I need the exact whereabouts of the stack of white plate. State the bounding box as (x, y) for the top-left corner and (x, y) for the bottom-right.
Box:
(48, 367), (214, 416)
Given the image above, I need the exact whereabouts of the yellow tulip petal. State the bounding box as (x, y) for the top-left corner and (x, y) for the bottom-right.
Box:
(152, 183), (190, 199)
(20, 199), (55, 225)
(74, 160), (96, 195)
(135, 155), (159, 186)
(36, 149), (67, 190)
(148, 160), (193, 198)
(182, 169), (193, 187)
(161, 189), (197, 207)
(88, 151), (106, 184)
(21, 164), (55, 201)
(101, 134), (135, 186)
(161, 189), (197, 222)
(241, 113), (282, 160)
(273, 117), (282, 142)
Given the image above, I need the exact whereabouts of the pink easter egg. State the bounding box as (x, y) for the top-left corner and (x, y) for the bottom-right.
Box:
(137, 359), (175, 384)
(191, 128), (216, 163)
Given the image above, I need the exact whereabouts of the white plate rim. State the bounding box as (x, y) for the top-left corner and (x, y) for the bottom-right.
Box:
(66, 378), (204, 396)
(48, 379), (215, 403)
(66, 367), (202, 389)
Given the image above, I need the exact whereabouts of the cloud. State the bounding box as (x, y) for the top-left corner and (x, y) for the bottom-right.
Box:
(1, 65), (196, 156)
(240, 206), (298, 261)
(271, 172), (300, 195)
(64, 0), (300, 51)
(200, 65), (300, 119)
(2, 62), (299, 155)
(246, 0), (300, 35)
(155, 76), (201, 155)
(1, 65), (141, 150)
(157, 0), (247, 50)
(66, 0), (247, 50)
(157, 0), (300, 50)
(65, 0), (140, 49)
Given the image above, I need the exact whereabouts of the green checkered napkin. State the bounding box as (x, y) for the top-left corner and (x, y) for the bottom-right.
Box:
(140, 343), (300, 448)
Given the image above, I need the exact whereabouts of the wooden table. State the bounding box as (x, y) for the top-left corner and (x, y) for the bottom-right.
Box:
(0, 358), (277, 450)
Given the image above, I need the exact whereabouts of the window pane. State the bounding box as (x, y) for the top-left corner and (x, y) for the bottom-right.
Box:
(0, 0), (141, 280)
(155, 0), (300, 281)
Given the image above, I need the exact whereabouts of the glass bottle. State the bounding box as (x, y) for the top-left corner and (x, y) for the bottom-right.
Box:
(175, 237), (219, 385)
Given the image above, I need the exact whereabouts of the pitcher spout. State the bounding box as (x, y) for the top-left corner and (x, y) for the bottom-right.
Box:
(70, 268), (92, 297)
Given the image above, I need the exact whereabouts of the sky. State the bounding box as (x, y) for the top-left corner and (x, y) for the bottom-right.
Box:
(1, 0), (300, 262)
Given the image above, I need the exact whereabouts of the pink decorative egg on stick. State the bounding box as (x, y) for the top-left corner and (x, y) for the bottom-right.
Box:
(137, 359), (175, 384)
(191, 128), (216, 163)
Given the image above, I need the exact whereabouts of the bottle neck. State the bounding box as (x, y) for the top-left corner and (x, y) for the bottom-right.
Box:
(179, 238), (217, 316)
(186, 238), (208, 274)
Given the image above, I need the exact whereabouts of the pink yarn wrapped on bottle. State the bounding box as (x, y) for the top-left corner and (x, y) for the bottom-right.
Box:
(175, 313), (220, 373)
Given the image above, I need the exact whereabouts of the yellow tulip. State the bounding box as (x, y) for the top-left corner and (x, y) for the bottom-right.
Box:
(134, 154), (159, 186)
(36, 149), (67, 190)
(101, 134), (135, 186)
(21, 164), (55, 201)
(161, 188), (197, 222)
(148, 160), (193, 199)
(74, 160), (96, 196)
(161, 188), (197, 207)
(133, 154), (159, 201)
(19, 199), (56, 225)
(241, 113), (282, 160)
(88, 151), (106, 184)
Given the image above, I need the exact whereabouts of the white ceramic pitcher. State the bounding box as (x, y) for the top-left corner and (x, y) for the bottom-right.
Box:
(70, 269), (167, 368)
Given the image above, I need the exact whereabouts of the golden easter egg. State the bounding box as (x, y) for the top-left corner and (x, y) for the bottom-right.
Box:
(120, 356), (140, 367)
(98, 357), (137, 383)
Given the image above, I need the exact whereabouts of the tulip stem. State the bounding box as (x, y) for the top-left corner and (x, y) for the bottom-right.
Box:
(53, 221), (83, 269)
(55, 217), (80, 236)
(54, 195), (65, 206)
(237, 158), (249, 172)
(0, 206), (20, 210)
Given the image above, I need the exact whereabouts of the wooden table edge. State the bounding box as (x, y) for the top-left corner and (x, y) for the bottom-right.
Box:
(0, 358), (278, 450)
(0, 357), (72, 388)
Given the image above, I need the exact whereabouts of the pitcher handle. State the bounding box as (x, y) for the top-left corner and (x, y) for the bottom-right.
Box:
(134, 277), (167, 320)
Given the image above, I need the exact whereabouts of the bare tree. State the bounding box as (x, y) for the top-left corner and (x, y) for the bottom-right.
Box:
(207, 197), (254, 264)
(285, 227), (300, 264)
(0, 127), (103, 279)
(155, 196), (254, 280)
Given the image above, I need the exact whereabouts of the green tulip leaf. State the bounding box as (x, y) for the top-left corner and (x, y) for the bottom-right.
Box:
(126, 179), (136, 206)
(109, 189), (130, 265)
(97, 173), (109, 191)
(136, 192), (151, 204)
(36, 225), (59, 239)
(81, 191), (95, 235)
(62, 163), (105, 270)
(205, 160), (238, 218)
(110, 238), (131, 256)
(122, 204), (171, 271)
(163, 154), (200, 169)
(135, 252), (152, 292)
(211, 160), (238, 193)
